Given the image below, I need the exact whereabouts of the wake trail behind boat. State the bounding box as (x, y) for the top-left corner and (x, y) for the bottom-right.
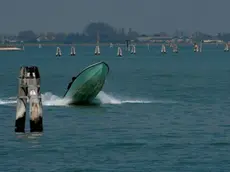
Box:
(0, 99), (16, 105)
(95, 91), (177, 105)
(0, 91), (177, 106)
(0, 92), (71, 107)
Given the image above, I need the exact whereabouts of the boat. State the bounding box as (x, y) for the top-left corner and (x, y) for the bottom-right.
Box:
(0, 46), (23, 51)
(70, 46), (76, 56)
(131, 45), (136, 54)
(0, 36), (23, 51)
(38, 44), (42, 48)
(56, 47), (62, 56)
(161, 44), (166, 54)
(0, 37), (23, 51)
(224, 43), (229, 52)
(117, 47), (122, 57)
(63, 61), (109, 105)
(109, 43), (113, 48)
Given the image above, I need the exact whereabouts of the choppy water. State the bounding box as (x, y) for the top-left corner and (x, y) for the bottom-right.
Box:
(1, 44), (230, 171)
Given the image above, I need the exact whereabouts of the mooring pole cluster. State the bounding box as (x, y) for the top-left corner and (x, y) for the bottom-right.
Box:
(15, 66), (43, 133)
(125, 40), (130, 51)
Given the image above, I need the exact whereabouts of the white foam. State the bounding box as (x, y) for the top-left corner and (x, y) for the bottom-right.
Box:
(41, 92), (71, 106)
(0, 92), (71, 107)
(0, 91), (177, 106)
(95, 91), (122, 104)
(0, 99), (16, 105)
(96, 91), (157, 105)
(121, 100), (153, 104)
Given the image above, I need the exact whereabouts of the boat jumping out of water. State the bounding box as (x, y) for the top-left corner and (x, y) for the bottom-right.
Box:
(63, 61), (109, 105)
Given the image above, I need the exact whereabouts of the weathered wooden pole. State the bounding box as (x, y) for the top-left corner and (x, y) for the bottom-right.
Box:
(15, 66), (43, 133)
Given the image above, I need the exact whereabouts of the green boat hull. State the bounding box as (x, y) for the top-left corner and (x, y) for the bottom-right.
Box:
(63, 61), (109, 104)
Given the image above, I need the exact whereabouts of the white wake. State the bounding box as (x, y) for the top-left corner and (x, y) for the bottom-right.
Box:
(95, 91), (153, 104)
(0, 91), (177, 106)
(41, 92), (71, 106)
(0, 92), (71, 107)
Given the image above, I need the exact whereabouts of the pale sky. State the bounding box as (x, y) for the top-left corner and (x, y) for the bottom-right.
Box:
(0, 0), (229, 34)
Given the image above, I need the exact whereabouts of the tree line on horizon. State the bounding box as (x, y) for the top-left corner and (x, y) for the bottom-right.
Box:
(1, 22), (230, 43)
(3, 22), (140, 44)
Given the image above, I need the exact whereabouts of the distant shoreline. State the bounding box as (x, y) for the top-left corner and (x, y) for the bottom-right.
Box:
(1, 42), (223, 47)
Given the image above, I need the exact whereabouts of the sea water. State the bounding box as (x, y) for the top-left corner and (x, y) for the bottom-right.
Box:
(0, 44), (230, 171)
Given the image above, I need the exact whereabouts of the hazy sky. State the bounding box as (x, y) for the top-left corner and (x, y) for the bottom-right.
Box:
(0, 0), (229, 34)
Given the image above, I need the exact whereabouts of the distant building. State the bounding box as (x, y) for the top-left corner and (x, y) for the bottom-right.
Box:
(137, 36), (153, 42)
(36, 35), (55, 42)
(203, 40), (223, 43)
(137, 33), (172, 43)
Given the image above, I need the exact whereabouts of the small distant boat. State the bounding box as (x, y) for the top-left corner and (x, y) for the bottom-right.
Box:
(131, 45), (136, 54)
(172, 44), (178, 53)
(56, 47), (62, 57)
(38, 44), (42, 48)
(0, 46), (23, 51)
(63, 61), (109, 105)
(161, 44), (166, 54)
(70, 46), (76, 56)
(224, 43), (229, 52)
(0, 37), (23, 51)
(109, 43), (113, 48)
(117, 47), (122, 57)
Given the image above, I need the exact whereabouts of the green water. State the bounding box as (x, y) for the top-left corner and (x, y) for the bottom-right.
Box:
(0, 44), (230, 171)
